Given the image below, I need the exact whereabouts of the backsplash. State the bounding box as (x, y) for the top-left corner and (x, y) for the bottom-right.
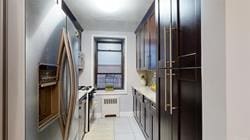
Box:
(137, 70), (156, 86)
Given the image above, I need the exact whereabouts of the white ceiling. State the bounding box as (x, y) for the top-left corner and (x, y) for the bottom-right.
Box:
(64, 0), (154, 32)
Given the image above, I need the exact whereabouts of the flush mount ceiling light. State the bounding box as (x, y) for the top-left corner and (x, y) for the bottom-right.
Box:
(93, 0), (125, 13)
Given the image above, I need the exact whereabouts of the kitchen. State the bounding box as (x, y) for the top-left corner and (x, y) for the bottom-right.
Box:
(23, 0), (203, 139)
(25, 0), (161, 139)
(6, 0), (202, 139)
(3, 0), (250, 140)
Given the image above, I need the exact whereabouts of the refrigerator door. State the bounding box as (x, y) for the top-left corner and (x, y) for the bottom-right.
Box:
(57, 29), (77, 140)
(67, 18), (81, 140)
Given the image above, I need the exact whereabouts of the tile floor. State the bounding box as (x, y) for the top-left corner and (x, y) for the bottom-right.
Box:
(83, 117), (146, 140)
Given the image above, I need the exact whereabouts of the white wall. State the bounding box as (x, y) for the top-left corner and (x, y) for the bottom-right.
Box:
(80, 30), (141, 115)
(201, 0), (227, 140)
(7, 0), (26, 139)
(226, 0), (250, 139)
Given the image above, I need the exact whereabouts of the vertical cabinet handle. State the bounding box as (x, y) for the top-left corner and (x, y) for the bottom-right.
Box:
(169, 69), (173, 115)
(169, 21), (173, 114)
(164, 27), (168, 112)
(163, 0), (178, 115)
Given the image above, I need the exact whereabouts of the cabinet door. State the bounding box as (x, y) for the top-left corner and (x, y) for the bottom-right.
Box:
(152, 103), (159, 140)
(172, 0), (201, 68)
(140, 95), (146, 129)
(158, 0), (172, 139)
(158, 0), (172, 69)
(149, 14), (157, 70)
(158, 69), (172, 140)
(133, 89), (137, 117)
(136, 33), (141, 70)
(136, 94), (141, 123)
(145, 20), (150, 69)
(172, 68), (202, 140)
(139, 27), (145, 69)
(145, 99), (152, 140)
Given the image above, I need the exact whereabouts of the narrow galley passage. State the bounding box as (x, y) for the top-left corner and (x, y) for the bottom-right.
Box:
(25, 0), (156, 139)
(84, 117), (145, 140)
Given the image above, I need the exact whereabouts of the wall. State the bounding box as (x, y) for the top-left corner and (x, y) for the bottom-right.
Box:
(7, 0), (26, 139)
(226, 0), (250, 139)
(201, 0), (227, 139)
(26, 0), (66, 140)
(80, 31), (141, 115)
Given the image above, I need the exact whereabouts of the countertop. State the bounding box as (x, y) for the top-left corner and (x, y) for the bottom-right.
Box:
(132, 86), (156, 103)
(78, 87), (95, 100)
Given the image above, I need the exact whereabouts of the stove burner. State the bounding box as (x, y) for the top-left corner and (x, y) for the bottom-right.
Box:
(79, 86), (93, 91)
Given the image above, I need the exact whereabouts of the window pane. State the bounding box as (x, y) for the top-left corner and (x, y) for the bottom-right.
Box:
(98, 52), (121, 65)
(98, 65), (121, 73)
(98, 43), (122, 51)
(97, 74), (122, 89)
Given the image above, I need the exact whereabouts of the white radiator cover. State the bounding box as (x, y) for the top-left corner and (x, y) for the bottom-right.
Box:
(101, 96), (120, 117)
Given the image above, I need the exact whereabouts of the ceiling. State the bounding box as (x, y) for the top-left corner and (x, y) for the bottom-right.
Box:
(64, 0), (154, 32)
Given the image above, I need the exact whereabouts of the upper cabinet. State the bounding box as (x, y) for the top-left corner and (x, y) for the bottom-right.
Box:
(135, 2), (157, 71)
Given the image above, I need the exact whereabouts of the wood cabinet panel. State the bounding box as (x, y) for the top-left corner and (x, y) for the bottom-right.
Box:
(135, 2), (157, 71)
(152, 103), (159, 140)
(132, 88), (158, 140)
(157, 0), (202, 139)
(136, 93), (141, 123)
(145, 99), (152, 140)
(140, 96), (146, 130)
(133, 90), (137, 117)
(149, 14), (157, 70)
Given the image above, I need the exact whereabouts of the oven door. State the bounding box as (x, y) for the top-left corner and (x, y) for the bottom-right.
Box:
(79, 98), (86, 139)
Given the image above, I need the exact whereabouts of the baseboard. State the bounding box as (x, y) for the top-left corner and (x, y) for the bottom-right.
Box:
(94, 112), (133, 119)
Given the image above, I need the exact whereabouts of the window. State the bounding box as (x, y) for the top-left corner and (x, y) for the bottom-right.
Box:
(94, 38), (124, 90)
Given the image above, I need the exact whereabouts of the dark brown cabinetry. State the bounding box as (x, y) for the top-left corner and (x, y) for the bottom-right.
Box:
(157, 0), (202, 140)
(145, 98), (152, 140)
(136, 3), (157, 70)
(151, 103), (159, 140)
(132, 88), (159, 140)
(133, 89), (137, 117)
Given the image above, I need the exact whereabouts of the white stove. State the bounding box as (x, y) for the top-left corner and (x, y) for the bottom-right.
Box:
(78, 86), (95, 138)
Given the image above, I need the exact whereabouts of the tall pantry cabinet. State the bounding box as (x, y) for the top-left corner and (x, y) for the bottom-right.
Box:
(157, 0), (202, 139)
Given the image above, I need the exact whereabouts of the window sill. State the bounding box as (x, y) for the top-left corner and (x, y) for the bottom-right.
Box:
(95, 90), (128, 96)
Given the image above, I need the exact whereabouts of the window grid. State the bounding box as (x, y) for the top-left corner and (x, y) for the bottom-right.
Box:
(94, 38), (125, 90)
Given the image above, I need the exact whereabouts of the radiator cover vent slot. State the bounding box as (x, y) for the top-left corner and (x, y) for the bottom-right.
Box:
(104, 98), (118, 104)
(102, 96), (120, 117)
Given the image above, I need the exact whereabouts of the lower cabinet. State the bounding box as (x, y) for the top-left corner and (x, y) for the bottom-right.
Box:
(140, 95), (146, 129)
(133, 89), (137, 117)
(151, 103), (159, 140)
(132, 88), (158, 140)
(145, 98), (152, 140)
(136, 94), (141, 123)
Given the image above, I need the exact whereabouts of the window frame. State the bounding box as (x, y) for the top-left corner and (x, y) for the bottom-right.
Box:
(94, 37), (125, 90)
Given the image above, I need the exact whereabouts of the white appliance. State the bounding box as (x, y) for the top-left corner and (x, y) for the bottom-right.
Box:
(78, 86), (95, 135)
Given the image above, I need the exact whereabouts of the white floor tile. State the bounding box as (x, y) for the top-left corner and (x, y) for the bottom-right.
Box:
(84, 117), (146, 140)
(135, 133), (146, 140)
(115, 133), (135, 140)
